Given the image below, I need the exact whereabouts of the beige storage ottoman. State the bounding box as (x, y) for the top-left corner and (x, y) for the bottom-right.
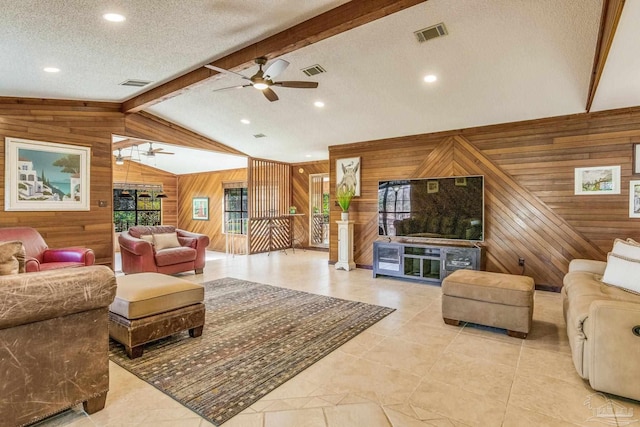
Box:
(109, 272), (205, 358)
(442, 269), (534, 338)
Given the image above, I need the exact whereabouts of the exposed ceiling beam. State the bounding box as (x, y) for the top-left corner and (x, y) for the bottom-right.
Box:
(124, 111), (246, 156)
(586, 0), (626, 112)
(122, 0), (427, 113)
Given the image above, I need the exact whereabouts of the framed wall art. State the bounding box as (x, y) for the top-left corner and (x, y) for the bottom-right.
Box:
(192, 197), (209, 220)
(634, 143), (640, 175)
(574, 166), (621, 195)
(5, 137), (90, 211)
(630, 180), (640, 218)
(336, 157), (361, 196)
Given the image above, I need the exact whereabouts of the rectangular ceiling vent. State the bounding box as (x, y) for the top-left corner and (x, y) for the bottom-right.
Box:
(119, 79), (153, 87)
(414, 22), (447, 43)
(253, 133), (267, 139)
(301, 64), (326, 77)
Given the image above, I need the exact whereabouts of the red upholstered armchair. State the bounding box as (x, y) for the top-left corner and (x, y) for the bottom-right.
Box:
(118, 225), (209, 275)
(0, 227), (95, 272)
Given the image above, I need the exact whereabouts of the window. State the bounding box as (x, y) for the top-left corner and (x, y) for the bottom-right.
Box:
(113, 189), (162, 232)
(224, 188), (248, 234)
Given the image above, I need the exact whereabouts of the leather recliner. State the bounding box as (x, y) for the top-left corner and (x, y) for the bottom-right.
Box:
(0, 226), (95, 272)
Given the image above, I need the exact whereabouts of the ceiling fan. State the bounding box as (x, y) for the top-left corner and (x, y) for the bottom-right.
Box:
(114, 148), (132, 165)
(142, 142), (174, 157)
(205, 57), (318, 102)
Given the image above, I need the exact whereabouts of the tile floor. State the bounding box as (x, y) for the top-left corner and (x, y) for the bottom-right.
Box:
(38, 250), (639, 427)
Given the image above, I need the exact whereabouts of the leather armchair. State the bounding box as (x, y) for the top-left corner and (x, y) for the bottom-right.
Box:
(118, 225), (209, 275)
(0, 226), (95, 272)
(0, 266), (117, 426)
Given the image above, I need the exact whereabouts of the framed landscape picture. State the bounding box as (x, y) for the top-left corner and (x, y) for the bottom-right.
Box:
(630, 180), (640, 218)
(192, 197), (209, 220)
(574, 166), (621, 195)
(4, 137), (90, 211)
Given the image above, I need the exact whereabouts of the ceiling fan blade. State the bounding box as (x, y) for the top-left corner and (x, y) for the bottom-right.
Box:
(156, 151), (175, 155)
(262, 87), (279, 102)
(273, 81), (319, 89)
(205, 64), (250, 80)
(213, 83), (252, 92)
(263, 59), (289, 80)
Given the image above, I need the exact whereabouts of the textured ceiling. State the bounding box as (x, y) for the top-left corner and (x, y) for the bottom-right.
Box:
(2, 0), (639, 174)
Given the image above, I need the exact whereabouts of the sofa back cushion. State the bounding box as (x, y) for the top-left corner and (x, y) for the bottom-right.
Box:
(0, 241), (25, 275)
(129, 225), (176, 239)
(0, 227), (47, 261)
(602, 253), (640, 294)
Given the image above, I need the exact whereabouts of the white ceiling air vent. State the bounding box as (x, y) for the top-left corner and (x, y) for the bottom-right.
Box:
(119, 79), (153, 87)
(414, 22), (447, 43)
(253, 133), (267, 138)
(301, 64), (326, 77)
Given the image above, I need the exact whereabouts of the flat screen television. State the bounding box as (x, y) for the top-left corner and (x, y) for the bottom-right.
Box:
(378, 176), (484, 242)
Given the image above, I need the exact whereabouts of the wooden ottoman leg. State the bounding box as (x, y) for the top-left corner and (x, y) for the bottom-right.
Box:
(443, 318), (461, 326)
(189, 325), (203, 338)
(83, 392), (107, 414)
(507, 330), (528, 339)
(126, 345), (144, 359)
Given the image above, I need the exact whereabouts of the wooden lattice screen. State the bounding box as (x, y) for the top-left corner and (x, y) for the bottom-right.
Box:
(247, 158), (292, 254)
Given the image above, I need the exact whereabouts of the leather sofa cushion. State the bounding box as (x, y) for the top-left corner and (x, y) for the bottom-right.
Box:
(154, 246), (197, 267)
(442, 270), (534, 307)
(111, 273), (204, 319)
(129, 225), (176, 239)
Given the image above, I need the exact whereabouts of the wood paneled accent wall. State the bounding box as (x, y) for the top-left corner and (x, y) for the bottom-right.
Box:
(0, 98), (124, 267)
(177, 168), (247, 252)
(247, 158), (291, 254)
(329, 107), (640, 289)
(112, 158), (178, 226)
(291, 161), (330, 248)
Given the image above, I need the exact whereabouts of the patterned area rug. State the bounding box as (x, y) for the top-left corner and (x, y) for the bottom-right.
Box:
(109, 277), (395, 426)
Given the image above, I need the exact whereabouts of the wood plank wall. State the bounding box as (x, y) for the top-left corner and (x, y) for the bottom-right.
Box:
(177, 168), (248, 252)
(0, 98), (123, 267)
(329, 107), (640, 289)
(112, 158), (178, 226)
(291, 161), (329, 248)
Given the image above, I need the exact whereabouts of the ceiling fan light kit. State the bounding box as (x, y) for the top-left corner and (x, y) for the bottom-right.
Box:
(205, 56), (319, 102)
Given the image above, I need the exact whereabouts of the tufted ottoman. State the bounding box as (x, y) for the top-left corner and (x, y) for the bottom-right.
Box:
(109, 273), (205, 358)
(441, 270), (534, 338)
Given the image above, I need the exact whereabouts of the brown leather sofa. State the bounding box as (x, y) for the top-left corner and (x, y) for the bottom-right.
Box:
(0, 266), (117, 426)
(0, 226), (95, 272)
(118, 225), (210, 275)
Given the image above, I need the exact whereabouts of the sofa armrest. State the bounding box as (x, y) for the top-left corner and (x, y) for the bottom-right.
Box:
(0, 265), (116, 330)
(177, 229), (210, 248)
(587, 299), (640, 401)
(25, 256), (40, 272)
(118, 232), (154, 256)
(42, 247), (95, 265)
(568, 259), (606, 275)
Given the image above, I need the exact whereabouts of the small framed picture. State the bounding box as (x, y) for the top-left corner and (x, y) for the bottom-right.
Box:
(427, 180), (439, 194)
(336, 157), (361, 196)
(192, 197), (209, 220)
(630, 180), (640, 218)
(574, 166), (621, 195)
(634, 143), (640, 175)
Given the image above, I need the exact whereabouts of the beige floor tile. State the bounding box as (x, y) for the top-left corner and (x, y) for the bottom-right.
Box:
(410, 378), (507, 427)
(220, 412), (263, 427)
(502, 405), (581, 427)
(427, 351), (516, 403)
(362, 336), (443, 376)
(264, 408), (326, 427)
(517, 345), (585, 385)
(508, 372), (597, 424)
(445, 333), (522, 367)
(522, 319), (572, 354)
(384, 406), (435, 427)
(338, 330), (387, 356)
(392, 318), (460, 347)
(324, 402), (392, 427)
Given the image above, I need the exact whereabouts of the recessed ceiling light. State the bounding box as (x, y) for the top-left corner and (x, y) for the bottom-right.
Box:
(314, 101), (325, 108)
(305, 154), (312, 158)
(103, 13), (126, 22)
(43, 67), (60, 73)
(240, 119), (250, 124)
(423, 74), (437, 83)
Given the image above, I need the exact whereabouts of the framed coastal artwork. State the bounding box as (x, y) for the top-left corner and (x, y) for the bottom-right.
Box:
(4, 137), (90, 211)
(630, 180), (640, 218)
(336, 157), (361, 196)
(192, 197), (209, 220)
(574, 166), (621, 195)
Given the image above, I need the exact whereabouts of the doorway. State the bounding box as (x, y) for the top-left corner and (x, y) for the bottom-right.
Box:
(309, 174), (330, 248)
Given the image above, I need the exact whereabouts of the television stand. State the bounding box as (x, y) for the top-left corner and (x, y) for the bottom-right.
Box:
(373, 240), (485, 285)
